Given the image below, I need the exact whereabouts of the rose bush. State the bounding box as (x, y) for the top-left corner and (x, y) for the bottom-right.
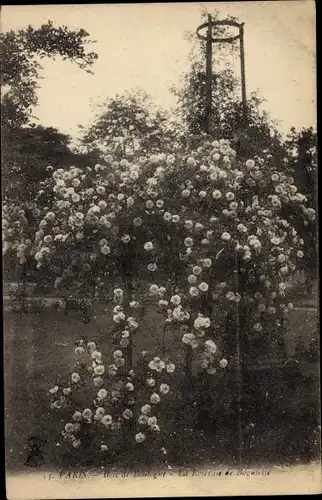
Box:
(3, 135), (315, 465)
(32, 138), (311, 334)
(48, 287), (227, 466)
(2, 199), (42, 286)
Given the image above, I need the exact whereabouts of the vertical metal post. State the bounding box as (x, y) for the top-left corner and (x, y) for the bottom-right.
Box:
(205, 14), (213, 134)
(239, 23), (247, 127)
(234, 256), (243, 465)
(237, 25), (246, 463)
(196, 17), (249, 465)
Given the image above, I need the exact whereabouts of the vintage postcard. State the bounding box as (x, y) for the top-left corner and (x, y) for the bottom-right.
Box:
(2, 1), (320, 498)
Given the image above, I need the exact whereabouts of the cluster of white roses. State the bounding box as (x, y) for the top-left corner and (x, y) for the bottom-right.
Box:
(9, 138), (311, 323)
(2, 202), (36, 263)
(49, 286), (178, 451)
(3, 135), (315, 357)
(149, 269), (227, 375)
(40, 134), (316, 463)
(133, 355), (176, 445)
(110, 290), (141, 356)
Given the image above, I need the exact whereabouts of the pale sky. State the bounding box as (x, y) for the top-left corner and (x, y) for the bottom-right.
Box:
(1, 1), (316, 140)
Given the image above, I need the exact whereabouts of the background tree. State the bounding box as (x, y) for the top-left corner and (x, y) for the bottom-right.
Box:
(78, 89), (182, 158)
(1, 21), (98, 202)
(284, 127), (317, 287)
(2, 125), (81, 201)
(284, 127), (317, 207)
(1, 20), (98, 127)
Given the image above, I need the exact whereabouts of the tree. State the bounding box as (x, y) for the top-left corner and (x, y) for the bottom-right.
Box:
(3, 125), (67, 200)
(284, 127), (317, 208)
(2, 124), (99, 203)
(78, 89), (182, 158)
(284, 127), (317, 285)
(1, 20), (98, 128)
(1, 21), (98, 205)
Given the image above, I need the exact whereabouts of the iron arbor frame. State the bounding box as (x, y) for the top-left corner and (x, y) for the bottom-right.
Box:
(196, 15), (247, 134)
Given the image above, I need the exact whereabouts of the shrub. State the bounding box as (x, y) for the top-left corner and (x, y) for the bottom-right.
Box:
(3, 136), (315, 465)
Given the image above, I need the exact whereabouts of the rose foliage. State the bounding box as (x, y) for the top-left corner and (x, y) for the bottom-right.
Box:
(2, 137), (315, 464)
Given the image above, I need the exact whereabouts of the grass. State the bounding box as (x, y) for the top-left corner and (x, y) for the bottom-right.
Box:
(4, 293), (320, 472)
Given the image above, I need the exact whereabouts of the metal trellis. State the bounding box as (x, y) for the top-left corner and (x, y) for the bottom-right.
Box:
(196, 15), (248, 465)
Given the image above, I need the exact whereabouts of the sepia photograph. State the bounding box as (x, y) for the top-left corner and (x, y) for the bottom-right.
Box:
(2, 1), (320, 498)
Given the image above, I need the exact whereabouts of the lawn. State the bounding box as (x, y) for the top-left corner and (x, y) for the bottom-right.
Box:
(4, 292), (320, 472)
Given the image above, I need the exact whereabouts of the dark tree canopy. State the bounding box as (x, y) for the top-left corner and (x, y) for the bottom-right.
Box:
(2, 125), (94, 202)
(285, 127), (317, 206)
(284, 127), (317, 272)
